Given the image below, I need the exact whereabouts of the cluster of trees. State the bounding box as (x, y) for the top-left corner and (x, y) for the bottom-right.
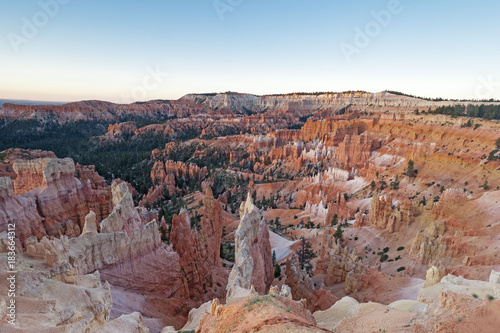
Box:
(213, 170), (249, 205)
(269, 217), (283, 234)
(190, 147), (230, 169)
(165, 142), (232, 171)
(432, 104), (500, 120)
(220, 242), (235, 262)
(155, 190), (185, 243)
(272, 251), (281, 278)
(174, 171), (203, 194)
(488, 139), (500, 161)
(200, 126), (243, 139)
(253, 192), (278, 210)
(165, 142), (203, 163)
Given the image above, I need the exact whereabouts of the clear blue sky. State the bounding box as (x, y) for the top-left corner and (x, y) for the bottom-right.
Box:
(1, 0), (499, 102)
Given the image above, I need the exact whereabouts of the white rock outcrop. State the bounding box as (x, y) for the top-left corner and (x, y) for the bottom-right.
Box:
(0, 177), (13, 198)
(82, 210), (98, 234)
(226, 194), (273, 300)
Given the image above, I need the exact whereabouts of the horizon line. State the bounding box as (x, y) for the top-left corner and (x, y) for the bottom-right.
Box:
(2, 89), (500, 106)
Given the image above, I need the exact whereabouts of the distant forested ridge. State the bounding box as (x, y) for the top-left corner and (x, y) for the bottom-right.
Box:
(431, 104), (500, 120)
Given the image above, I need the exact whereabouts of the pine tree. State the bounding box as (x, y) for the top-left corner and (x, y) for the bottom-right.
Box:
(272, 250), (276, 265)
(331, 213), (338, 227)
(406, 159), (415, 177)
(334, 225), (344, 244)
(274, 263), (281, 278)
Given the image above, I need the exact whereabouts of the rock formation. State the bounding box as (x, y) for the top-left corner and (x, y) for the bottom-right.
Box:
(304, 200), (329, 224)
(82, 210), (98, 234)
(226, 194), (273, 299)
(334, 133), (374, 167)
(0, 157), (112, 246)
(3, 91), (500, 332)
(315, 231), (367, 286)
(12, 157), (75, 194)
(23, 180), (183, 297)
(0, 246), (148, 332)
(423, 264), (447, 288)
(170, 189), (225, 302)
(151, 160), (208, 187)
(411, 231), (450, 265)
(198, 288), (323, 333)
(0, 177), (13, 198)
(285, 256), (338, 311)
(99, 181), (143, 237)
(2, 91), (477, 123)
(369, 195), (417, 232)
(419, 270), (500, 304)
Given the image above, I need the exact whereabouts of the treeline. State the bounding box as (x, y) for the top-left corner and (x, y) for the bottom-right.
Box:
(164, 143), (231, 170)
(431, 104), (500, 120)
(265, 90), (369, 97)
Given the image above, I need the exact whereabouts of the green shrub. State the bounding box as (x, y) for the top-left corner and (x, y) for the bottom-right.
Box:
(274, 263), (281, 278)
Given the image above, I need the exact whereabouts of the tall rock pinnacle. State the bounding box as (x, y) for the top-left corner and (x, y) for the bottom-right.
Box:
(226, 192), (273, 300)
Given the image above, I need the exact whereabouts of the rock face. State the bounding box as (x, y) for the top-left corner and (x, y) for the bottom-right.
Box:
(99, 181), (143, 238)
(489, 270), (500, 284)
(334, 133), (374, 167)
(198, 290), (324, 333)
(82, 211), (98, 234)
(411, 231), (450, 265)
(368, 195), (417, 232)
(226, 194), (273, 299)
(170, 187), (225, 301)
(418, 270), (500, 305)
(285, 256), (338, 311)
(0, 98), (204, 122)
(1, 155), (234, 330)
(315, 231), (367, 286)
(24, 180), (183, 298)
(1, 91), (475, 123)
(0, 251), (148, 332)
(170, 211), (201, 298)
(0, 177), (13, 198)
(0, 157), (113, 246)
(12, 157), (76, 194)
(151, 160), (208, 188)
(423, 265), (447, 288)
